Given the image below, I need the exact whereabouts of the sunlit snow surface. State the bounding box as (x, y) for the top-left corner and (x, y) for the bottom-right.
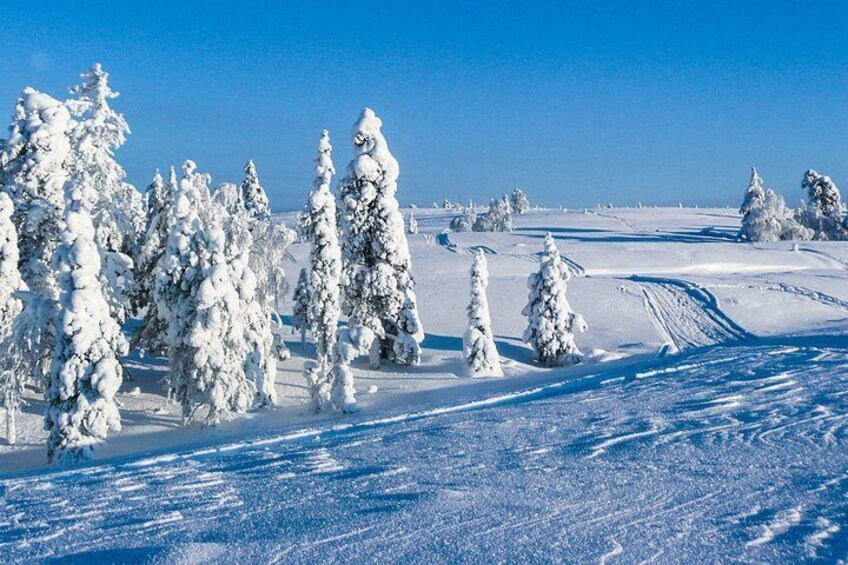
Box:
(4, 338), (848, 563)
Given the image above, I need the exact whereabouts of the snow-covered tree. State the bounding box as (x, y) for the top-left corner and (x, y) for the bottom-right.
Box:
(212, 182), (243, 216)
(798, 170), (846, 240)
(46, 171), (129, 463)
(463, 250), (502, 377)
(67, 64), (145, 322)
(241, 160), (270, 220)
(0, 193), (27, 444)
(474, 196), (514, 232)
(0, 88), (73, 387)
(522, 234), (586, 367)
(450, 208), (476, 232)
(338, 108), (424, 367)
(407, 211), (418, 234)
(741, 188), (812, 242)
(739, 167), (765, 218)
(510, 188), (530, 214)
(154, 161), (255, 425)
(291, 268), (310, 347)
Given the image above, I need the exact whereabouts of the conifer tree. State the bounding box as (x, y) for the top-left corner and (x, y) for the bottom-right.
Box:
(408, 211), (419, 234)
(337, 108), (424, 368)
(291, 268), (311, 348)
(463, 250), (502, 376)
(46, 172), (129, 463)
(739, 167), (765, 219)
(522, 234), (586, 367)
(510, 188), (530, 214)
(241, 160), (270, 220)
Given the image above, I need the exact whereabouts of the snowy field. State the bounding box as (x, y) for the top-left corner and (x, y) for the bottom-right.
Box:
(4, 206), (848, 562)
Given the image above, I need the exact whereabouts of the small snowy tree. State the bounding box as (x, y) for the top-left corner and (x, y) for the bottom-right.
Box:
(739, 167), (765, 219)
(450, 208), (476, 232)
(46, 173), (129, 463)
(291, 268), (310, 347)
(522, 234), (586, 367)
(798, 170), (846, 240)
(510, 188), (530, 214)
(67, 64), (145, 322)
(0, 193), (27, 444)
(474, 196), (514, 232)
(338, 108), (424, 367)
(241, 160), (270, 220)
(212, 182), (244, 216)
(407, 211), (419, 234)
(463, 250), (502, 377)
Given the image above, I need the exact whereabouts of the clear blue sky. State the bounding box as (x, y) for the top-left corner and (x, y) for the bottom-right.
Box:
(1, 1), (847, 211)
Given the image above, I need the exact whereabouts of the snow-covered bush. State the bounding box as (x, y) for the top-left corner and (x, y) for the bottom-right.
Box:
(241, 160), (270, 220)
(450, 208), (476, 232)
(463, 250), (502, 377)
(797, 170), (846, 240)
(510, 188), (530, 214)
(0, 193), (27, 444)
(67, 64), (145, 322)
(408, 211), (418, 234)
(522, 233), (586, 367)
(291, 268), (310, 347)
(742, 188), (812, 243)
(46, 174), (129, 463)
(474, 196), (514, 232)
(338, 108), (424, 368)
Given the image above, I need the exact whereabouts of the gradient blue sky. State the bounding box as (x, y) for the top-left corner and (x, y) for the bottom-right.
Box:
(1, 1), (847, 210)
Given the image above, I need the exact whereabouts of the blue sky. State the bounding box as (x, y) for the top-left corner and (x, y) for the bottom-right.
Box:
(1, 1), (847, 210)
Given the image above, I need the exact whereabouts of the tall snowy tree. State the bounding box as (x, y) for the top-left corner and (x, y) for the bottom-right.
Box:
(510, 188), (530, 214)
(0, 193), (27, 444)
(241, 160), (270, 220)
(154, 161), (255, 424)
(463, 250), (502, 377)
(46, 171), (129, 463)
(66, 63), (145, 322)
(0, 88), (73, 386)
(407, 211), (419, 234)
(798, 169), (846, 240)
(291, 268), (310, 348)
(739, 167), (766, 219)
(522, 234), (586, 367)
(338, 108), (424, 368)
(298, 130), (343, 411)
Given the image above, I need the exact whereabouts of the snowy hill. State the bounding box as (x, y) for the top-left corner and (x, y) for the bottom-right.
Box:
(3, 207), (848, 562)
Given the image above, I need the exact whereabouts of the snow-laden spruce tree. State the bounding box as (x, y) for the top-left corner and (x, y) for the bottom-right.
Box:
(510, 188), (530, 214)
(338, 108), (424, 368)
(742, 188), (812, 242)
(0, 88), (73, 387)
(739, 167), (765, 219)
(798, 170), (846, 240)
(154, 161), (255, 424)
(0, 193), (27, 444)
(46, 171), (129, 463)
(299, 131), (344, 411)
(474, 196), (514, 232)
(67, 64), (145, 322)
(407, 211), (419, 234)
(522, 233), (586, 367)
(450, 207), (476, 232)
(241, 160), (270, 220)
(291, 268), (311, 347)
(463, 250), (502, 377)
(132, 170), (172, 355)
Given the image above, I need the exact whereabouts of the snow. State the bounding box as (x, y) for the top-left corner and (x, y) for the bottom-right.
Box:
(4, 206), (848, 561)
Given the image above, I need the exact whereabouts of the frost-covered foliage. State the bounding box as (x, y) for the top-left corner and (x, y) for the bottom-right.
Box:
(46, 174), (129, 464)
(463, 251), (502, 377)
(407, 211), (418, 234)
(291, 268), (310, 347)
(0, 88), (72, 298)
(338, 108), (424, 367)
(300, 131), (345, 411)
(154, 161), (255, 425)
(739, 168), (765, 218)
(741, 187), (812, 243)
(797, 170), (846, 240)
(510, 188), (530, 214)
(67, 64), (145, 322)
(241, 160), (270, 220)
(474, 196), (514, 232)
(0, 193), (27, 444)
(523, 234), (586, 367)
(132, 170), (173, 354)
(450, 208), (476, 232)
(212, 182), (243, 215)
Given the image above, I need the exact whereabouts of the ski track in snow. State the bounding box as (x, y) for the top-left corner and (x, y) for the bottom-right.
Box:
(709, 280), (848, 312)
(3, 342), (848, 562)
(629, 275), (752, 351)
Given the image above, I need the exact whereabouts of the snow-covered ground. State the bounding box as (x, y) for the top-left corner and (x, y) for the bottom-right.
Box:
(4, 207), (848, 562)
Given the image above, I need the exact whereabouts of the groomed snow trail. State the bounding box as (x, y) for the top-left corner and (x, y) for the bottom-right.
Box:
(3, 341), (848, 563)
(629, 275), (753, 351)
